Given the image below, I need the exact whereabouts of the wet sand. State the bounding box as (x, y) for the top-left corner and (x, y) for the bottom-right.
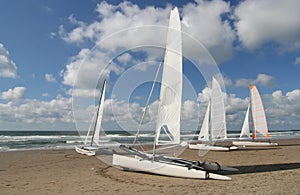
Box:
(0, 139), (299, 194)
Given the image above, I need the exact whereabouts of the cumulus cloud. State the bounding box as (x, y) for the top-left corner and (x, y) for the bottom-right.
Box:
(224, 88), (300, 130)
(225, 93), (249, 115)
(197, 86), (300, 130)
(61, 47), (124, 98)
(58, 0), (237, 96)
(234, 0), (300, 52)
(1, 87), (26, 101)
(117, 53), (132, 65)
(265, 89), (300, 129)
(45, 73), (57, 83)
(0, 43), (17, 78)
(182, 0), (236, 63)
(0, 95), (74, 130)
(235, 73), (275, 88)
(59, 1), (170, 46)
(54, 1), (300, 131)
(197, 86), (211, 103)
(294, 57), (300, 65)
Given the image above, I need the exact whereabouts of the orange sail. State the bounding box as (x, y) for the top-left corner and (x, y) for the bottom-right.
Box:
(250, 85), (269, 139)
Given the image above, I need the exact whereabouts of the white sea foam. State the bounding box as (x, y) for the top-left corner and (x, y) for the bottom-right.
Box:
(0, 130), (299, 151)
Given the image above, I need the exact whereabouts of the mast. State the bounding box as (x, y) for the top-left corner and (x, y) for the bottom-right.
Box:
(250, 85), (255, 140)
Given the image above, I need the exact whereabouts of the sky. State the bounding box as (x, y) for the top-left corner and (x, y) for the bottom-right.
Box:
(0, 0), (300, 132)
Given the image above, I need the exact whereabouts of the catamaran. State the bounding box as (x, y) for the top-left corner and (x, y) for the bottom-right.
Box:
(189, 77), (238, 151)
(112, 8), (237, 180)
(232, 85), (277, 147)
(75, 80), (107, 156)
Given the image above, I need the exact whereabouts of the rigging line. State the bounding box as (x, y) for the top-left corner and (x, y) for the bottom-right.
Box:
(133, 62), (162, 147)
(84, 112), (96, 145)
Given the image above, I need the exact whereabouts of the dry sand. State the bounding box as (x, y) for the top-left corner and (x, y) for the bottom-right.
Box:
(0, 139), (299, 194)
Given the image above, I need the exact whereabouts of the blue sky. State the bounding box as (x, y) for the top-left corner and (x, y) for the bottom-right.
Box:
(0, 0), (300, 131)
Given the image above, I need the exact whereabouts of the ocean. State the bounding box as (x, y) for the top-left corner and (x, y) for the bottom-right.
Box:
(0, 130), (299, 152)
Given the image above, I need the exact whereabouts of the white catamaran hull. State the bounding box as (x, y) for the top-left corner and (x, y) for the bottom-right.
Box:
(232, 141), (278, 147)
(189, 144), (238, 151)
(75, 146), (96, 156)
(112, 154), (231, 180)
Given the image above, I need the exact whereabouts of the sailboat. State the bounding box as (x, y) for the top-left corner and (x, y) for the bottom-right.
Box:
(232, 85), (277, 147)
(112, 8), (237, 180)
(75, 80), (107, 156)
(189, 77), (238, 151)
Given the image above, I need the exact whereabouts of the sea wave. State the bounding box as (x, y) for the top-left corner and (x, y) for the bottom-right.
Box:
(0, 130), (299, 151)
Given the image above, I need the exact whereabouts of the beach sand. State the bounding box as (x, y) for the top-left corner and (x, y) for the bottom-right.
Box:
(1, 139), (299, 194)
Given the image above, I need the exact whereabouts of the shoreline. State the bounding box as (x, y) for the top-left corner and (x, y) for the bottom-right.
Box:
(0, 138), (299, 194)
(1, 136), (298, 153)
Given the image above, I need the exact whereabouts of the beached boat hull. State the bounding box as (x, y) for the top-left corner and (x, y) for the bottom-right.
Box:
(112, 154), (231, 180)
(75, 146), (96, 156)
(189, 144), (238, 151)
(232, 141), (278, 147)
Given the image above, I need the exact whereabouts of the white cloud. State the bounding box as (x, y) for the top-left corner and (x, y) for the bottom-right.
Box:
(0, 43), (17, 78)
(222, 75), (233, 87)
(235, 0), (300, 52)
(42, 93), (49, 97)
(61, 48), (124, 97)
(182, 0), (236, 63)
(294, 57), (300, 65)
(265, 89), (300, 129)
(181, 100), (198, 121)
(224, 93), (249, 129)
(117, 53), (132, 65)
(49, 32), (56, 38)
(41, 5), (53, 13)
(45, 73), (57, 83)
(59, 2), (170, 46)
(0, 95), (74, 130)
(223, 88), (300, 130)
(57, 1), (238, 101)
(235, 73), (275, 88)
(286, 89), (300, 102)
(1, 87), (26, 101)
(197, 86), (211, 103)
(53, 1), (300, 132)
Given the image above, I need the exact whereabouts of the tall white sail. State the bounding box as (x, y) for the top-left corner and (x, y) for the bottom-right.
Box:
(210, 77), (227, 140)
(198, 101), (210, 141)
(250, 85), (269, 139)
(240, 104), (250, 138)
(92, 80), (106, 146)
(155, 7), (182, 145)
